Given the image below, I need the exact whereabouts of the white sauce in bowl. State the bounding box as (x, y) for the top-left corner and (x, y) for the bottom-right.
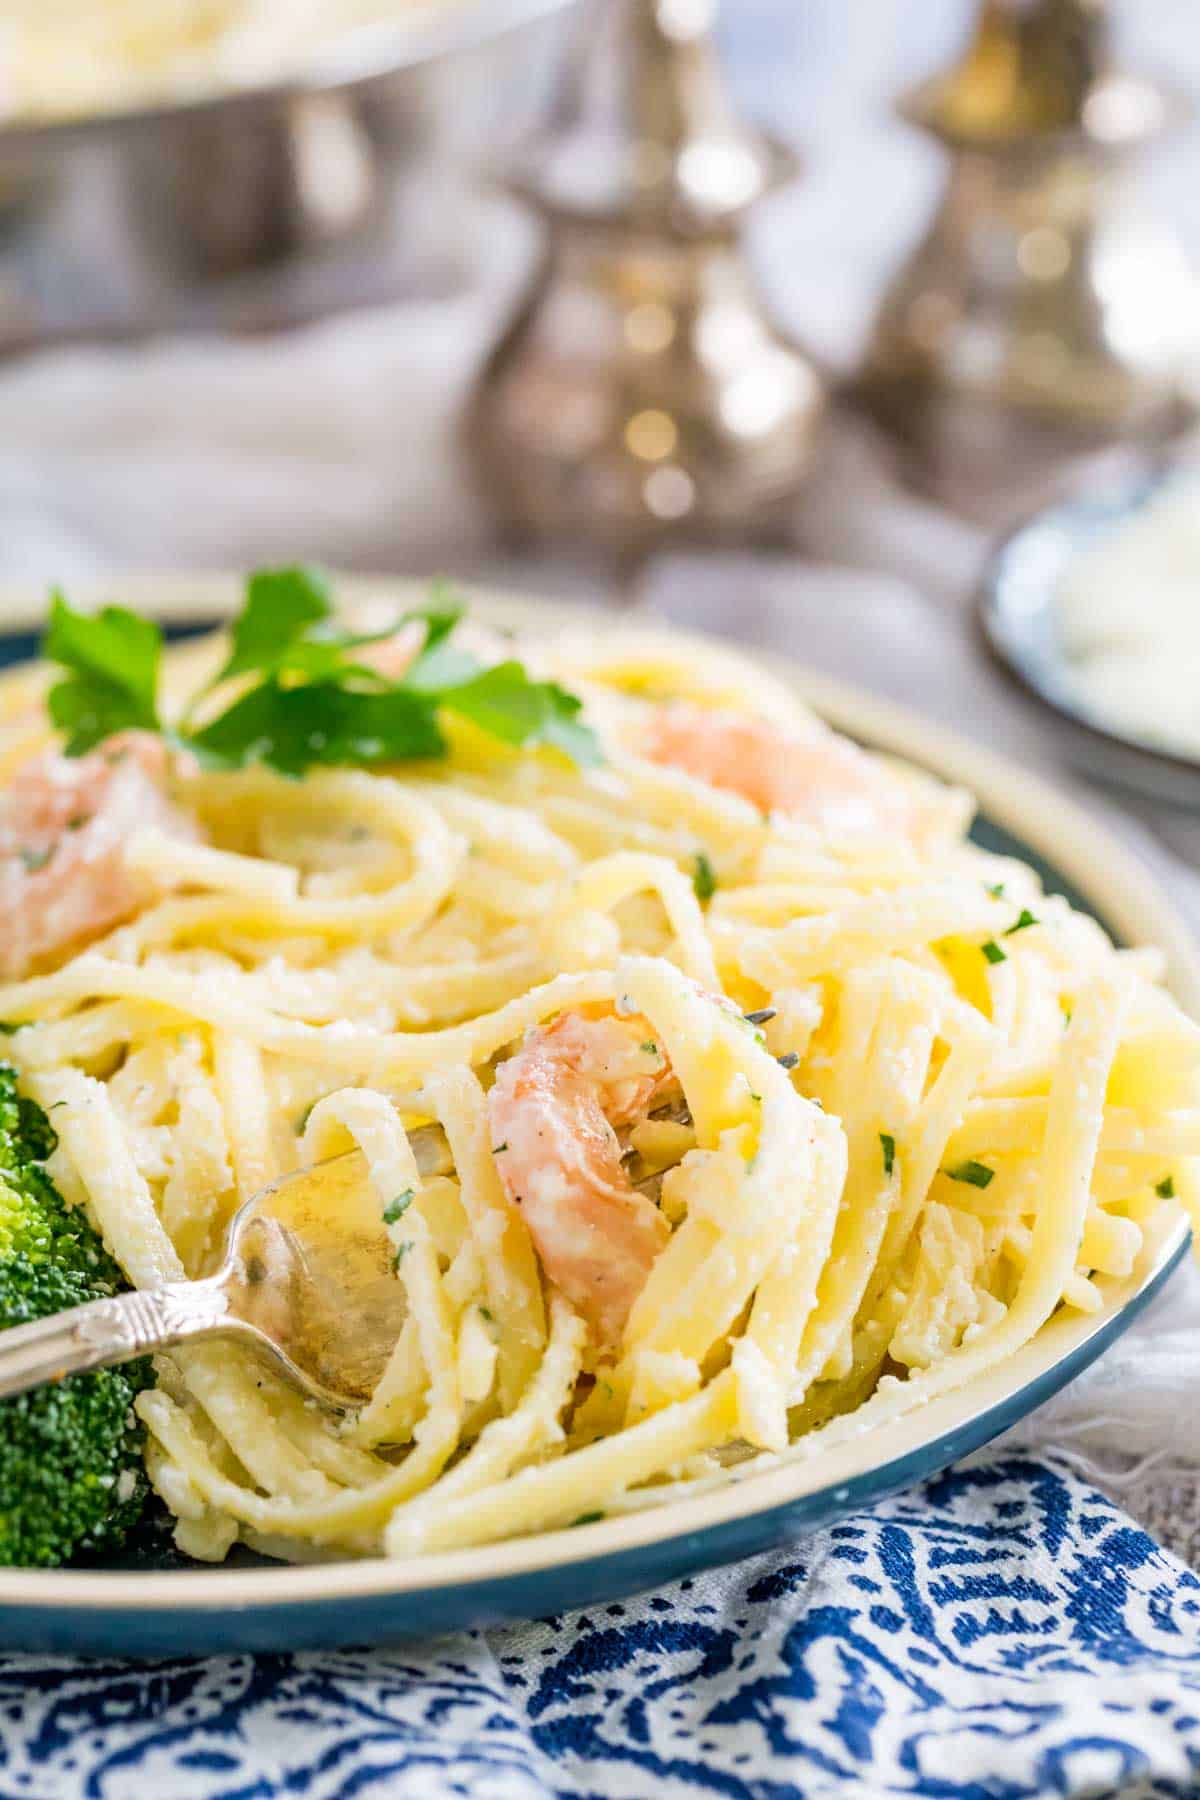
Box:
(1056, 479), (1200, 762)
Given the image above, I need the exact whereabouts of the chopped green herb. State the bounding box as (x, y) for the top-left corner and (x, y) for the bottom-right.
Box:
(743, 1008), (776, 1026)
(392, 1241), (414, 1270)
(65, 814), (88, 832)
(492, 1142), (509, 1155)
(692, 851), (717, 902)
(0, 1024), (19, 1037)
(1156, 1174), (1176, 1199)
(982, 940), (1007, 965)
(640, 1040), (659, 1058)
(571, 1511), (605, 1527)
(383, 1189), (415, 1225)
(18, 847), (52, 873)
(946, 1159), (995, 1189)
(1004, 909), (1039, 937)
(479, 1306), (495, 1324)
(776, 1051), (799, 1071)
(880, 1132), (896, 1177)
(986, 882), (1006, 899)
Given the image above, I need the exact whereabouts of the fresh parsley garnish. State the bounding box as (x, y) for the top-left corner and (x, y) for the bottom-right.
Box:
(640, 1040), (659, 1057)
(981, 940), (1007, 965)
(692, 851), (717, 902)
(19, 847), (52, 873)
(383, 1189), (415, 1225)
(43, 592), (164, 754)
(211, 565), (335, 686)
(570, 1511), (605, 1527)
(946, 1159), (995, 1189)
(880, 1132), (896, 1177)
(986, 882), (1006, 899)
(392, 1241), (414, 1270)
(1156, 1174), (1176, 1199)
(41, 571), (601, 777)
(1004, 909), (1039, 937)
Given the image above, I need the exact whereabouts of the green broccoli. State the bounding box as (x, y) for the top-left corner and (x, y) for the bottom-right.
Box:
(0, 1065), (152, 1566)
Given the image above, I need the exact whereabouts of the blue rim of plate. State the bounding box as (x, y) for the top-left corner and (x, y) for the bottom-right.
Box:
(0, 600), (1193, 1657)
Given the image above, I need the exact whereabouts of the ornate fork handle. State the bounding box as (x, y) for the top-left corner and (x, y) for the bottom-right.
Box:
(0, 1281), (231, 1401)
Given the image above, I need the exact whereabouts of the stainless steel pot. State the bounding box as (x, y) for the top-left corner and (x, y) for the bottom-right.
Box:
(0, 0), (577, 348)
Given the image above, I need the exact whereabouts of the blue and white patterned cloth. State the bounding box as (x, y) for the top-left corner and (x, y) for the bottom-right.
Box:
(3, 1454), (1200, 1799)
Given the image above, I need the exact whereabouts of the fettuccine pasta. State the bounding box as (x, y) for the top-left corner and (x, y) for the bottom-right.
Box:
(0, 600), (1196, 1564)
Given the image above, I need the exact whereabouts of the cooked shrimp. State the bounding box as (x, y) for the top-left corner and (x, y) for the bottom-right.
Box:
(641, 701), (920, 838)
(0, 731), (199, 978)
(487, 1007), (677, 1348)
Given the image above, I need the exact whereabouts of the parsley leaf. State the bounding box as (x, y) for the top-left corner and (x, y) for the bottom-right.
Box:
(186, 678), (446, 776)
(981, 940), (1007, 965)
(401, 580), (470, 687)
(43, 593), (163, 754)
(880, 1132), (896, 1177)
(1156, 1173), (1176, 1199)
(215, 566), (333, 684)
(439, 662), (602, 765)
(1005, 909), (1039, 937)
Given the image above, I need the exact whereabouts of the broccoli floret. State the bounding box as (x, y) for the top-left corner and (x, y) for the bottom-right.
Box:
(0, 1066), (152, 1566)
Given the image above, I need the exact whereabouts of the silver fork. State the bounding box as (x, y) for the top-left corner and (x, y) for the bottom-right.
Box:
(0, 1099), (697, 1412)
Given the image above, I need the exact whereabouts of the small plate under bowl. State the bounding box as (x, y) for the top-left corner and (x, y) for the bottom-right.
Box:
(978, 462), (1200, 814)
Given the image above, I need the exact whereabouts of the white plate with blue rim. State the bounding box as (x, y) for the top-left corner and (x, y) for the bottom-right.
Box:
(0, 575), (1194, 1659)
